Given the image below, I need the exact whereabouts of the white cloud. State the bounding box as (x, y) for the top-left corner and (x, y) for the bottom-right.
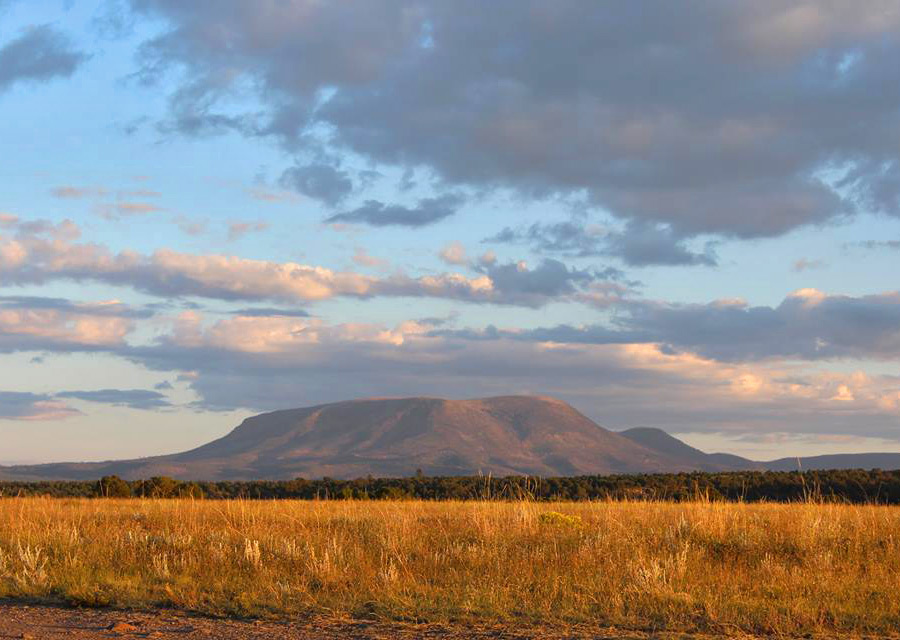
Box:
(439, 241), (468, 266)
(0, 218), (611, 307)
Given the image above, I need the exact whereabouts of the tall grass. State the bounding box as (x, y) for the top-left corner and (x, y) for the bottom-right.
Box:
(1, 498), (899, 634)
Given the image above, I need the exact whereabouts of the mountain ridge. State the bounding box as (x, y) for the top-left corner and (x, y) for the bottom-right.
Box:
(3, 396), (900, 481)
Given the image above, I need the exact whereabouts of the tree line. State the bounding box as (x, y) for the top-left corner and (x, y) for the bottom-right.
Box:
(2, 468), (900, 502)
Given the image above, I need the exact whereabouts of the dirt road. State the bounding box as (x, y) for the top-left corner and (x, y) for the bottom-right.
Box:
(0, 602), (689, 640)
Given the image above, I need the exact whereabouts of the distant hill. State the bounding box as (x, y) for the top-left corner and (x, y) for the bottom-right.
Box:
(618, 427), (758, 471)
(762, 453), (900, 471)
(2, 396), (900, 481)
(619, 427), (900, 473)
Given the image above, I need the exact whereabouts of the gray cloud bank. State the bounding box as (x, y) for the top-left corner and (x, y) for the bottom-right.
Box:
(0, 391), (78, 420)
(56, 389), (172, 410)
(326, 194), (463, 228)
(1, 288), (899, 438)
(486, 221), (718, 266)
(0, 388), (172, 421)
(279, 163), (354, 206)
(437, 290), (900, 362)
(128, 1), (900, 239)
(0, 25), (86, 93)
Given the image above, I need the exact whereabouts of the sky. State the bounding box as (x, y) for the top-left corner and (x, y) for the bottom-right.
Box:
(2, 0), (900, 464)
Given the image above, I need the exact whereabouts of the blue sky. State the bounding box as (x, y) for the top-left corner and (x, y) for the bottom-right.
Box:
(2, 0), (900, 464)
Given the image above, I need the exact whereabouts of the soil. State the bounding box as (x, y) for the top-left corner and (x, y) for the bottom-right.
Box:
(0, 601), (738, 639)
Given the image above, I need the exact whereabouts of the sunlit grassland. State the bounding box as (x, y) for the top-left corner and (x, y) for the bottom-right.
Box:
(1, 498), (899, 635)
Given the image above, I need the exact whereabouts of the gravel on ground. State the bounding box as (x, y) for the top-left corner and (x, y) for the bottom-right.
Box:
(0, 601), (762, 640)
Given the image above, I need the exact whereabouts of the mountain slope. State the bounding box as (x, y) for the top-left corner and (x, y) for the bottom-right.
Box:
(620, 428), (900, 473)
(0, 396), (698, 481)
(618, 427), (758, 471)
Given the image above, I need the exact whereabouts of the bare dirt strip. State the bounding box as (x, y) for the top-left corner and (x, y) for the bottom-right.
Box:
(0, 601), (783, 640)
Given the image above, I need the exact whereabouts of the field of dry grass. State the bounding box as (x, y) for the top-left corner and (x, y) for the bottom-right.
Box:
(1, 498), (898, 636)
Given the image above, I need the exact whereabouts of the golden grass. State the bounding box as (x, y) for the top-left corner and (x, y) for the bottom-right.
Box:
(1, 498), (899, 635)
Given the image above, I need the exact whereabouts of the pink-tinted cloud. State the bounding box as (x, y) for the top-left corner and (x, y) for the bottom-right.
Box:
(0, 218), (598, 306)
(129, 311), (900, 443)
(227, 220), (269, 241)
(0, 391), (80, 421)
(0, 305), (134, 351)
(0, 288), (897, 444)
(247, 187), (299, 203)
(438, 241), (468, 266)
(49, 186), (107, 199)
(97, 201), (165, 219)
(351, 247), (388, 269)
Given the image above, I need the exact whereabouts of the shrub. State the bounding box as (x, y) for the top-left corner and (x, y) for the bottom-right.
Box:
(538, 511), (582, 527)
(96, 475), (132, 498)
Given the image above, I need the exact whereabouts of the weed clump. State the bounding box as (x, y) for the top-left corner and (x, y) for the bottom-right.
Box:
(537, 511), (583, 527)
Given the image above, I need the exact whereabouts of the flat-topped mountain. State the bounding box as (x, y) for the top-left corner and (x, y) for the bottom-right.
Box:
(2, 396), (900, 481)
(0, 396), (700, 480)
(167, 395), (685, 478)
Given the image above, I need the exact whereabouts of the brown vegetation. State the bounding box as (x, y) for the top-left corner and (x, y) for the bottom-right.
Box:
(1, 498), (899, 635)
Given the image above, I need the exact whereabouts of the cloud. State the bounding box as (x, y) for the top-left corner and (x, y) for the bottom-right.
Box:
(0, 214), (18, 228)
(478, 250), (497, 266)
(126, 1), (900, 241)
(0, 391), (80, 421)
(279, 163), (353, 205)
(443, 289), (900, 363)
(486, 221), (606, 257)
(852, 239), (900, 251)
(50, 186), (108, 199)
(351, 247), (388, 269)
(481, 258), (630, 303)
(227, 220), (269, 241)
(92, 0), (138, 40)
(438, 241), (468, 266)
(487, 220), (717, 266)
(56, 389), (172, 410)
(0, 25), (86, 93)
(199, 287), (900, 366)
(247, 187), (299, 203)
(475, 258), (594, 304)
(0, 297), (137, 353)
(0, 217), (607, 307)
(229, 307), (309, 318)
(0, 295), (152, 318)
(326, 194), (462, 228)
(2, 288), (900, 440)
(432, 323), (645, 346)
(117, 312), (900, 440)
(604, 222), (718, 267)
(620, 290), (900, 362)
(97, 201), (165, 219)
(793, 257), (827, 272)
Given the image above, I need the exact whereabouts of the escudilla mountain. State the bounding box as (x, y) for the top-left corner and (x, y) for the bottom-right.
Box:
(2, 395), (899, 481)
